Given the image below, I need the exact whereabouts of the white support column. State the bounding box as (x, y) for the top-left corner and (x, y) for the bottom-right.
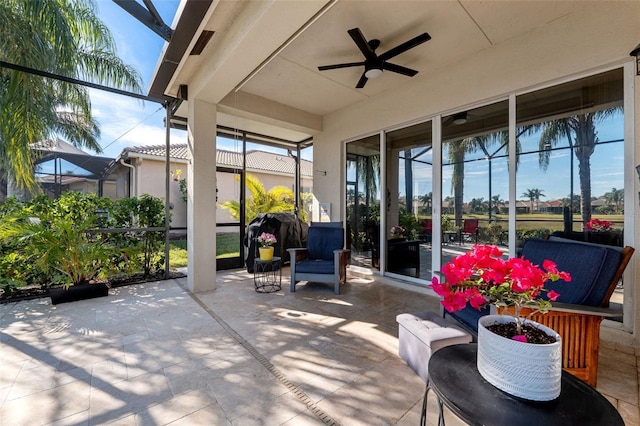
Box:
(187, 99), (217, 292)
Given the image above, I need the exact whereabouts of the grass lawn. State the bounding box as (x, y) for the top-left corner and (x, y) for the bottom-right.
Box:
(419, 213), (623, 232)
(169, 233), (241, 268)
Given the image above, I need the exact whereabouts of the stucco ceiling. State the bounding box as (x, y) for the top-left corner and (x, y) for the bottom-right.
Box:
(162, 1), (597, 143)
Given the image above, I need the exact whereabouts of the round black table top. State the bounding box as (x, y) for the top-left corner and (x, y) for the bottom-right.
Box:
(428, 344), (623, 426)
(254, 256), (281, 264)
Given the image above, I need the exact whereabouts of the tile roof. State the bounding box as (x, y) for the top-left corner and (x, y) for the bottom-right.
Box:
(125, 143), (313, 177)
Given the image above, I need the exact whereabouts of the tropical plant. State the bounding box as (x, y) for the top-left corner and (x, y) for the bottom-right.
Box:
(0, 214), (111, 289)
(0, 0), (142, 193)
(0, 192), (168, 290)
(446, 139), (467, 227)
(220, 174), (308, 223)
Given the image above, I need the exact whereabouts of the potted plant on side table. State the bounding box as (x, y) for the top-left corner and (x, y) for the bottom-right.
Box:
(431, 244), (571, 401)
(257, 232), (277, 261)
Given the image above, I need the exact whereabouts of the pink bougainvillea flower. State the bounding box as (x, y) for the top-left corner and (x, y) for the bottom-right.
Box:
(430, 277), (450, 297)
(442, 291), (468, 312)
(547, 290), (560, 301)
(428, 244), (571, 321)
(512, 335), (528, 343)
(468, 288), (488, 310)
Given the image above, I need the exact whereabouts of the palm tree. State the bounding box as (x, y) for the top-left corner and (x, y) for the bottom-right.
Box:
(446, 131), (517, 227)
(220, 174), (307, 223)
(0, 0), (142, 192)
(418, 191), (432, 214)
(446, 139), (467, 227)
(522, 188), (545, 213)
(536, 110), (619, 225)
(491, 194), (504, 215)
(603, 187), (623, 213)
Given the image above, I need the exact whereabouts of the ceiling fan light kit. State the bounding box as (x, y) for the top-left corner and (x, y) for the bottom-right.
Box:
(452, 112), (468, 125)
(364, 68), (383, 79)
(318, 27), (431, 88)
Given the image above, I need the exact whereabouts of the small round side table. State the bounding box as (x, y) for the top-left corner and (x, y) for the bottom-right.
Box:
(253, 256), (282, 293)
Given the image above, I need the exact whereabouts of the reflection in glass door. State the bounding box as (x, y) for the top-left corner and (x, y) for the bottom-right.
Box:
(346, 135), (381, 270)
(385, 121), (433, 280)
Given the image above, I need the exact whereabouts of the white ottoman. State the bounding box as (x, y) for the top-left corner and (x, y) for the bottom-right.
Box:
(397, 311), (472, 384)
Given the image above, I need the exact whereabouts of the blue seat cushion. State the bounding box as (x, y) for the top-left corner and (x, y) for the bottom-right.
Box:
(521, 238), (619, 306)
(449, 306), (490, 333)
(295, 259), (335, 274)
(306, 226), (343, 260)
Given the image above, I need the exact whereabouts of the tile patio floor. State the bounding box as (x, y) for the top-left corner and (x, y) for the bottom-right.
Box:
(0, 268), (638, 425)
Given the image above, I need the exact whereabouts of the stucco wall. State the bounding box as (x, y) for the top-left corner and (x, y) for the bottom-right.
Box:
(134, 158), (189, 229)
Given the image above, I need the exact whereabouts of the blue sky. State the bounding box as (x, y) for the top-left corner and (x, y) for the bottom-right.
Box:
(89, 0), (183, 158)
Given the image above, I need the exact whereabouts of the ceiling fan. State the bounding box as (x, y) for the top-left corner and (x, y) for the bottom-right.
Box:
(318, 27), (431, 88)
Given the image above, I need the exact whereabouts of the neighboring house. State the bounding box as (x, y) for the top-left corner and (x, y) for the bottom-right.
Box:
(107, 143), (313, 229)
(4, 138), (118, 202)
(538, 200), (564, 214)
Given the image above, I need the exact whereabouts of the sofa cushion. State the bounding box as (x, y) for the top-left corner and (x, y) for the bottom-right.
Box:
(307, 226), (343, 260)
(295, 259), (335, 274)
(521, 238), (615, 306)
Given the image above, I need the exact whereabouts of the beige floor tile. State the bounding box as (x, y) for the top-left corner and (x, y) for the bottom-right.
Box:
(1, 273), (635, 425)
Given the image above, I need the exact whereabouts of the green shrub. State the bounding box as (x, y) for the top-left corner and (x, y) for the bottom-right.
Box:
(0, 192), (168, 287)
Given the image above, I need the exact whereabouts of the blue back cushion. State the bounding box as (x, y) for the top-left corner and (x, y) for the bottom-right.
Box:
(547, 237), (623, 306)
(307, 226), (344, 261)
(521, 238), (619, 306)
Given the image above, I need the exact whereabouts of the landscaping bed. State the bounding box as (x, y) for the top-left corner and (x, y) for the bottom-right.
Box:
(0, 270), (186, 304)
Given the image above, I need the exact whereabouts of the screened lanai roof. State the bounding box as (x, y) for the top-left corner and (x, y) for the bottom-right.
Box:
(33, 137), (114, 178)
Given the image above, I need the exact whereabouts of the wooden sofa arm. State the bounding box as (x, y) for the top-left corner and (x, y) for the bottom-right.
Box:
(499, 303), (620, 318)
(544, 302), (621, 317)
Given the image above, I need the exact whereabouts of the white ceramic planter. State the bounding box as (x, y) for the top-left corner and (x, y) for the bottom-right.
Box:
(477, 314), (562, 401)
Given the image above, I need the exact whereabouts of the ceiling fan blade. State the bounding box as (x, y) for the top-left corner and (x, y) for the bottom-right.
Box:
(348, 28), (375, 59)
(378, 32), (431, 61)
(355, 72), (368, 89)
(382, 62), (418, 77)
(318, 62), (364, 71)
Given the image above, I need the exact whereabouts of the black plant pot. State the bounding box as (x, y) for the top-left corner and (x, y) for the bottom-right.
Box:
(49, 282), (110, 305)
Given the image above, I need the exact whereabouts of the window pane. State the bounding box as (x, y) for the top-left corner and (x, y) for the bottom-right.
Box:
(441, 100), (510, 260)
(386, 121), (433, 280)
(515, 68), (624, 315)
